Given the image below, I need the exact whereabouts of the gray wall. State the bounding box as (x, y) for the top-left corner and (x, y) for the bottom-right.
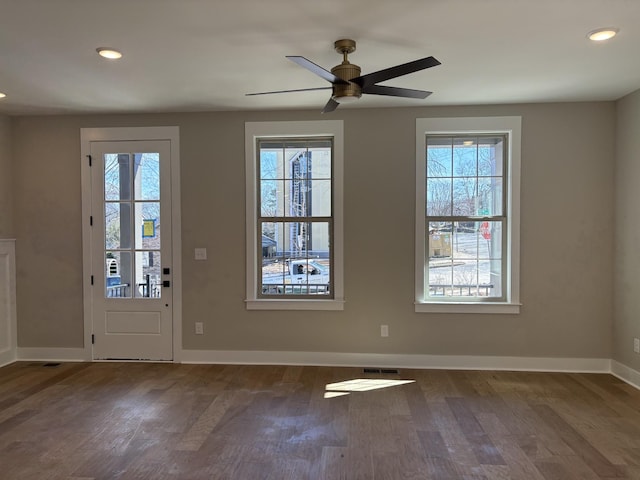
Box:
(614, 88), (640, 367)
(12, 102), (615, 358)
(0, 115), (12, 238)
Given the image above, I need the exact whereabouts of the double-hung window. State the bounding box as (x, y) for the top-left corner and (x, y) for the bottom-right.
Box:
(245, 121), (344, 311)
(415, 117), (521, 314)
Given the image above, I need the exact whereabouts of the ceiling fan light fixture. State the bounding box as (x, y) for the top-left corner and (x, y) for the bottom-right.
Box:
(587, 27), (619, 42)
(331, 79), (362, 104)
(96, 47), (123, 59)
(332, 93), (360, 104)
(0, 92), (6, 99)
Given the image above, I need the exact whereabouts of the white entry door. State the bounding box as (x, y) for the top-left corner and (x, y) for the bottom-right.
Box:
(89, 139), (173, 360)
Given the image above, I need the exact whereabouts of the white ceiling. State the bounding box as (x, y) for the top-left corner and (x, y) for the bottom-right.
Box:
(0, 0), (638, 115)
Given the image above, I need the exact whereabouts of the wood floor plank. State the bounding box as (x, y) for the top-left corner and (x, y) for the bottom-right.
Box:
(530, 403), (625, 478)
(2, 363), (640, 479)
(176, 389), (245, 451)
(318, 446), (348, 480)
(490, 435), (547, 480)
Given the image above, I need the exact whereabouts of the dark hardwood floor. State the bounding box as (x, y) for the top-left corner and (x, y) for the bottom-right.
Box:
(1, 361), (640, 479)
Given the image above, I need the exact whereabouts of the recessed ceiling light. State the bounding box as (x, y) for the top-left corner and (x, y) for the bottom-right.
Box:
(96, 48), (123, 59)
(587, 27), (619, 42)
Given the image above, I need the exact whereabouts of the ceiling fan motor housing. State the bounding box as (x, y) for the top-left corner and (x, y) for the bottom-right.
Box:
(331, 62), (362, 101)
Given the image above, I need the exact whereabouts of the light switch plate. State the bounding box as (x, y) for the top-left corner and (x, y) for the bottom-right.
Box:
(194, 248), (207, 260)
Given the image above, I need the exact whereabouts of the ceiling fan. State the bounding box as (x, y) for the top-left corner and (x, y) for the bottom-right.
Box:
(247, 39), (441, 113)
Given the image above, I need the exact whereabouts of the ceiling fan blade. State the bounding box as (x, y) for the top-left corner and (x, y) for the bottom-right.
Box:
(362, 84), (432, 99)
(322, 98), (339, 114)
(287, 56), (349, 85)
(246, 86), (331, 96)
(352, 56), (441, 88)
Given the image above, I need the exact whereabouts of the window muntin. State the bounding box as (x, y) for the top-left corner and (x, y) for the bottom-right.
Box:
(425, 135), (507, 301)
(257, 138), (333, 298)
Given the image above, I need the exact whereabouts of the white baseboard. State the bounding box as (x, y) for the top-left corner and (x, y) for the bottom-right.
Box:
(0, 349), (16, 368)
(611, 360), (640, 389)
(17, 347), (88, 362)
(181, 349), (611, 373)
(5, 347), (617, 377)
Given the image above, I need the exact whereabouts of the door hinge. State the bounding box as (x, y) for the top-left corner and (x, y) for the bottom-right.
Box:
(90, 215), (93, 226)
(90, 275), (94, 285)
(91, 334), (95, 345)
(87, 155), (92, 167)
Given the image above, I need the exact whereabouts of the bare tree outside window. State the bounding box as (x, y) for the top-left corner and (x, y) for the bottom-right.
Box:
(426, 135), (506, 300)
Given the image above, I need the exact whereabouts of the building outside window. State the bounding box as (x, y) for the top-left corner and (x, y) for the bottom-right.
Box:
(258, 138), (332, 297)
(245, 121), (344, 311)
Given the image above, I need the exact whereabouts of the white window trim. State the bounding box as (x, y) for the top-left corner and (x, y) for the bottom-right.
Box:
(80, 126), (183, 360)
(245, 121), (344, 311)
(415, 116), (521, 314)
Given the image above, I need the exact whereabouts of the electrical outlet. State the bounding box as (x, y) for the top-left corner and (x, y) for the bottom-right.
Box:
(634, 338), (640, 353)
(195, 322), (204, 335)
(380, 325), (389, 337)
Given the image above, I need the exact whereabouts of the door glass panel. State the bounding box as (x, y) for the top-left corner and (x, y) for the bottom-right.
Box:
(105, 251), (132, 298)
(134, 202), (161, 249)
(103, 151), (163, 300)
(134, 251), (162, 298)
(105, 202), (132, 249)
(104, 153), (131, 201)
(134, 153), (160, 201)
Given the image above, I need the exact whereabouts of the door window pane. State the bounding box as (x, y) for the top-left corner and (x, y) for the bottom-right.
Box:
(134, 251), (162, 298)
(134, 153), (160, 201)
(105, 203), (132, 250)
(134, 202), (160, 249)
(105, 251), (131, 298)
(104, 154), (131, 201)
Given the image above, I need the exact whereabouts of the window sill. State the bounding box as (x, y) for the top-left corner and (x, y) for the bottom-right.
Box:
(415, 302), (521, 314)
(246, 299), (345, 311)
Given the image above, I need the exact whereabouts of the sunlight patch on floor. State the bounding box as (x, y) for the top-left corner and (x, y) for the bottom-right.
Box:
(324, 378), (415, 398)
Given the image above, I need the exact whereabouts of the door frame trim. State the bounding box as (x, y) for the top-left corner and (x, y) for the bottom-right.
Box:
(80, 127), (182, 362)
